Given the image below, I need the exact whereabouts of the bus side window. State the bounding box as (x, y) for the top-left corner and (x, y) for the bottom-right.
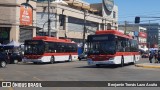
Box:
(116, 41), (122, 52)
(60, 43), (65, 53)
(52, 43), (56, 53)
(130, 40), (138, 52)
(116, 41), (118, 51)
(57, 43), (61, 53)
(125, 40), (130, 52)
(121, 41), (125, 52)
(45, 43), (49, 52)
(61, 43), (65, 52)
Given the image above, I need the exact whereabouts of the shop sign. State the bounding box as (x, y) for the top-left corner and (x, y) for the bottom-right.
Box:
(103, 0), (114, 12)
(20, 5), (33, 26)
(139, 32), (147, 38)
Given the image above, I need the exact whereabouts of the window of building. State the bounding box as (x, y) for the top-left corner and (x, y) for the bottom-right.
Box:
(19, 28), (33, 43)
(113, 11), (116, 18)
(59, 14), (66, 30)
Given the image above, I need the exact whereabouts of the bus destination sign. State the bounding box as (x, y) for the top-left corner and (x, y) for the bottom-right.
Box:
(25, 40), (42, 45)
(88, 34), (115, 42)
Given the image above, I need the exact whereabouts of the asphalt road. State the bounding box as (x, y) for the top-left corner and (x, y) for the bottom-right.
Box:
(0, 58), (160, 90)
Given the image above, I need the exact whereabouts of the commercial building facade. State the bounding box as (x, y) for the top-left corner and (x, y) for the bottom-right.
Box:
(36, 0), (118, 43)
(140, 23), (160, 49)
(119, 25), (148, 51)
(0, 0), (118, 44)
(0, 0), (37, 44)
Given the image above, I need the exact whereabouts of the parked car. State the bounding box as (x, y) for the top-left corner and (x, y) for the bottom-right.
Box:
(8, 52), (22, 64)
(0, 52), (9, 68)
(78, 52), (88, 61)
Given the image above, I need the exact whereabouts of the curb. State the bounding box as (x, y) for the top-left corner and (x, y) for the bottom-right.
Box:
(135, 64), (160, 69)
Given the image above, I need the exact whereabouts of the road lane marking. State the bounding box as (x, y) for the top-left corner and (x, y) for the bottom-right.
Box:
(33, 77), (42, 81)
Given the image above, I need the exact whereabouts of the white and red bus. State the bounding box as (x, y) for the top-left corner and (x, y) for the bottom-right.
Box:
(87, 30), (140, 67)
(22, 36), (78, 64)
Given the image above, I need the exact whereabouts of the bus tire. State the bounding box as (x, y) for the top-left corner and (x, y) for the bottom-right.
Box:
(121, 56), (124, 67)
(13, 59), (19, 64)
(68, 55), (72, 62)
(33, 62), (38, 64)
(96, 64), (101, 68)
(132, 55), (136, 65)
(50, 56), (55, 64)
(0, 61), (7, 68)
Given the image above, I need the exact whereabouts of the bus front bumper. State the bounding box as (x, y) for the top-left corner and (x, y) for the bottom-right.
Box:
(87, 59), (115, 65)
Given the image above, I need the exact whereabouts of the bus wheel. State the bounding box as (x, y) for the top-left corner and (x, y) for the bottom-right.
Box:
(33, 62), (38, 64)
(50, 56), (55, 64)
(121, 57), (124, 67)
(13, 60), (18, 64)
(0, 61), (7, 68)
(96, 64), (101, 68)
(132, 56), (136, 65)
(68, 55), (72, 62)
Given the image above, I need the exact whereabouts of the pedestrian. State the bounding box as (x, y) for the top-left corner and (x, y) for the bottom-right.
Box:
(157, 50), (160, 63)
(149, 51), (154, 63)
(154, 50), (158, 63)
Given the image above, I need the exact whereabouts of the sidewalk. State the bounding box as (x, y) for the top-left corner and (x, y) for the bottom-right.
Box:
(135, 63), (160, 69)
(135, 58), (160, 69)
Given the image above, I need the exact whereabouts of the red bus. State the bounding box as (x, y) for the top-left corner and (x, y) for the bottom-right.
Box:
(87, 30), (140, 67)
(22, 36), (78, 64)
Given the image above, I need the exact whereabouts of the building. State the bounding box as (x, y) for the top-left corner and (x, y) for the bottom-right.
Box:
(0, 0), (36, 44)
(0, 0), (118, 44)
(36, 0), (118, 43)
(119, 24), (148, 51)
(140, 23), (160, 49)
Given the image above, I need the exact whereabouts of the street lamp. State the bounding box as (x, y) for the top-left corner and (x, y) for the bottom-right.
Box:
(48, 0), (51, 37)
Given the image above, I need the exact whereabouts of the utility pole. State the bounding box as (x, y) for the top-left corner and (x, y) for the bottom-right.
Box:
(149, 20), (151, 49)
(124, 21), (127, 34)
(48, 0), (51, 37)
(26, 0), (29, 3)
(135, 16), (160, 50)
(82, 10), (87, 53)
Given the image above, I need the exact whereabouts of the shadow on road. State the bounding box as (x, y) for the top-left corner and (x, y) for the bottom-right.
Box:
(76, 63), (135, 69)
(17, 62), (48, 65)
(17, 61), (75, 65)
(76, 65), (119, 69)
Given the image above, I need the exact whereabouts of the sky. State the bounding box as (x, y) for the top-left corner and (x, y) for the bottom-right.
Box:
(85, 0), (160, 24)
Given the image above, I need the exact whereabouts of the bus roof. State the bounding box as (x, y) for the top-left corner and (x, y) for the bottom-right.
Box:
(32, 36), (75, 43)
(96, 30), (133, 39)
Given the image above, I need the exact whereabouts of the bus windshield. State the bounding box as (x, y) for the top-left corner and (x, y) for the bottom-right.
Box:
(88, 41), (116, 55)
(24, 40), (45, 55)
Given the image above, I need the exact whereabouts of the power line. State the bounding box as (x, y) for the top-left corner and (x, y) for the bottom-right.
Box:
(119, 10), (160, 18)
(141, 19), (160, 23)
